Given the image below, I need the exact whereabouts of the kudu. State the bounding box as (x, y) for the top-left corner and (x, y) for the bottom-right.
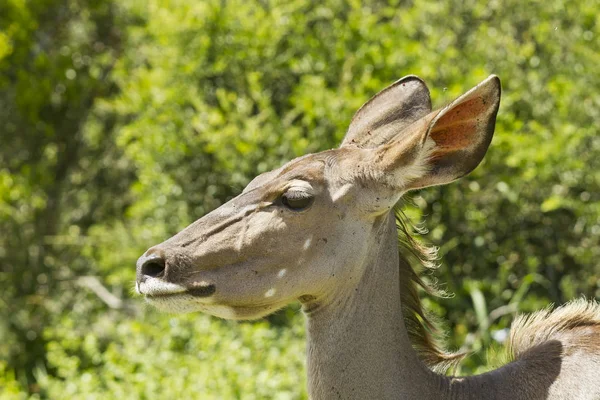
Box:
(136, 75), (600, 399)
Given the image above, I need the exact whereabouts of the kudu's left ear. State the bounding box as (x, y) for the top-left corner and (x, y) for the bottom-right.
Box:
(341, 76), (432, 149)
(373, 75), (501, 190)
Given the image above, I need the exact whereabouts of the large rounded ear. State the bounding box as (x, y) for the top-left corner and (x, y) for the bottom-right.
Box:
(341, 76), (431, 149)
(373, 75), (501, 190)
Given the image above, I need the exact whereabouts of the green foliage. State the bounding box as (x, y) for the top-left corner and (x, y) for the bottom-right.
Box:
(1, 0), (598, 397)
(36, 309), (306, 399)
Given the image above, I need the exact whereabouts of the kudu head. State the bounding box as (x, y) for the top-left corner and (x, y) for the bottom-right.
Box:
(136, 75), (501, 319)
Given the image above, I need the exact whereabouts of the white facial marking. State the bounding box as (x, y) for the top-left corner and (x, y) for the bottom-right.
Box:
(265, 288), (276, 298)
(331, 183), (353, 202)
(138, 278), (187, 296)
(278, 269), (287, 278)
(303, 238), (312, 250)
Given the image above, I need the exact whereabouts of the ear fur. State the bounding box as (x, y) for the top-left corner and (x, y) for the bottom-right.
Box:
(373, 75), (501, 190)
(341, 76), (431, 149)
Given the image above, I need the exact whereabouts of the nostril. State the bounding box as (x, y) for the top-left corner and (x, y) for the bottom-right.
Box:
(141, 257), (166, 278)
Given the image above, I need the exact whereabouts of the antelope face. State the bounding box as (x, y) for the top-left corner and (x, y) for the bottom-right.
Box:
(135, 149), (386, 319)
(136, 75), (501, 320)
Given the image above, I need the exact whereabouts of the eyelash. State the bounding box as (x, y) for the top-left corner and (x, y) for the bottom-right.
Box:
(280, 191), (314, 211)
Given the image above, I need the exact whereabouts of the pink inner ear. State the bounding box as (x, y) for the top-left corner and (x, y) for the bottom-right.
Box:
(428, 96), (488, 154)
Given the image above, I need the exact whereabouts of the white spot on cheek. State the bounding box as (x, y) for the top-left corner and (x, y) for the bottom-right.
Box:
(278, 269), (287, 278)
(135, 281), (140, 294)
(265, 288), (276, 298)
(331, 183), (352, 202)
(303, 238), (312, 250)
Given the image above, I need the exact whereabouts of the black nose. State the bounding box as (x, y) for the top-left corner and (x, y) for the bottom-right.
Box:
(136, 252), (166, 283)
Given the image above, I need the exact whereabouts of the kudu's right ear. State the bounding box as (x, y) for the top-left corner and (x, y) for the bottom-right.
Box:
(341, 76), (432, 149)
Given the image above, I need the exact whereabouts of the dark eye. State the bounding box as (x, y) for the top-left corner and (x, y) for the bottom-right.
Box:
(281, 191), (314, 211)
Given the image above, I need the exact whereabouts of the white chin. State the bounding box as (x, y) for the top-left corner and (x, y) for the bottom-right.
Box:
(145, 294), (206, 313)
(145, 295), (285, 320)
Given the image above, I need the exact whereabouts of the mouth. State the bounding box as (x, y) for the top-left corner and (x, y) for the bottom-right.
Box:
(187, 284), (217, 297)
(137, 278), (216, 299)
(138, 277), (288, 319)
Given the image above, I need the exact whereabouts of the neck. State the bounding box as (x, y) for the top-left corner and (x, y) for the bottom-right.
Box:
(303, 213), (443, 399)
(302, 213), (564, 400)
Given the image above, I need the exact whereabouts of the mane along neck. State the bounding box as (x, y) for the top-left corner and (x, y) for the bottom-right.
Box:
(394, 209), (464, 371)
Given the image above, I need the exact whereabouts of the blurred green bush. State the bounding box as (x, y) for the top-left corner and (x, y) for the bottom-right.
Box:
(0, 0), (598, 398)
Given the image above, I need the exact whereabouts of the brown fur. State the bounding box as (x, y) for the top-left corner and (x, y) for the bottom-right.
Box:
(508, 299), (600, 361)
